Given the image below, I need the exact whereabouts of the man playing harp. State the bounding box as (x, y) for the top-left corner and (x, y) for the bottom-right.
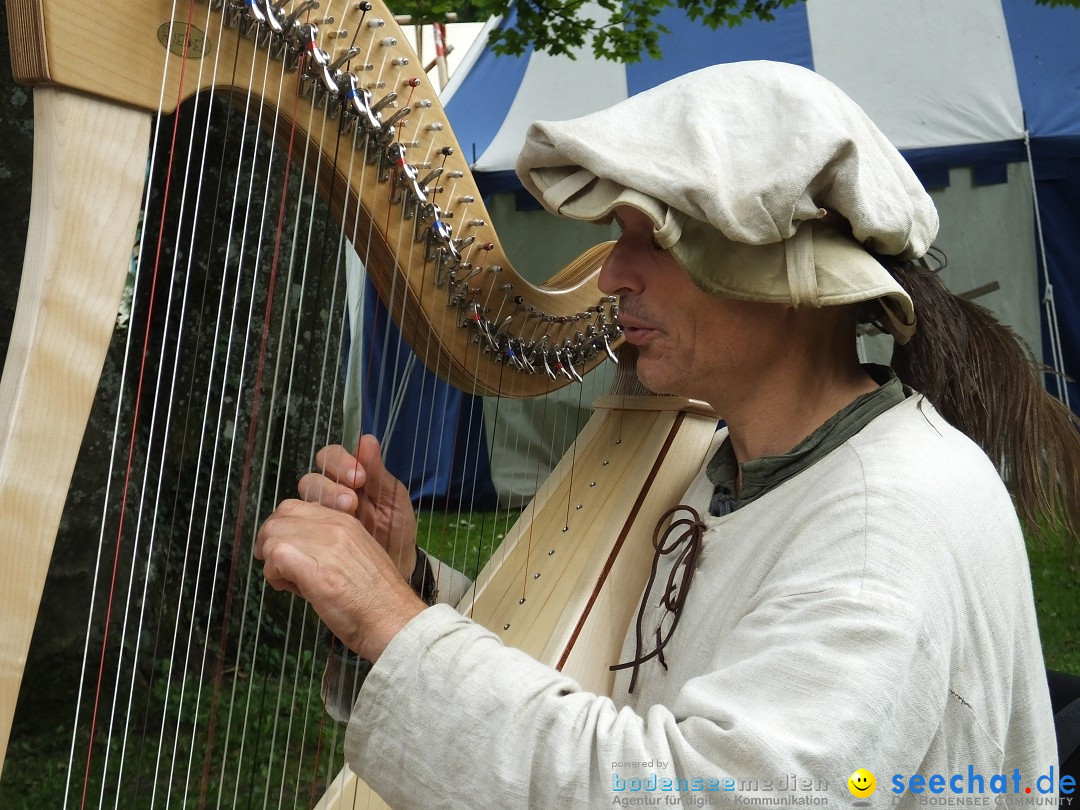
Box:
(256, 61), (1070, 807)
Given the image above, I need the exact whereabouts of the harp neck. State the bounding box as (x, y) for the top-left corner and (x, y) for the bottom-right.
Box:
(7, 0), (621, 397)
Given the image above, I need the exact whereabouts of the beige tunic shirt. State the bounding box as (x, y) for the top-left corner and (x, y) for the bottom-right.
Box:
(344, 396), (1056, 808)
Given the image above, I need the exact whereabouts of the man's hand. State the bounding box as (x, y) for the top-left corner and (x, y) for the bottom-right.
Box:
(297, 437), (418, 581)
(255, 499), (426, 661)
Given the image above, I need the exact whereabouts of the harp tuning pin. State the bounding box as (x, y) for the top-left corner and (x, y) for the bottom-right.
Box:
(328, 29), (349, 38)
(392, 57), (410, 66)
(380, 36), (398, 46)
(280, 0), (317, 29)
(440, 146), (455, 156)
(370, 90), (398, 112)
(415, 98), (433, 108)
(426, 122), (444, 132)
(418, 167), (443, 188)
(458, 195), (475, 204)
(489, 265), (504, 273)
(327, 47), (360, 72)
(481, 242), (494, 250)
(407, 78), (422, 88)
(313, 16), (335, 24)
(383, 106), (411, 128)
(355, 1), (373, 9)
(467, 219), (486, 228)
(602, 329), (619, 364)
(447, 170), (464, 178)
(384, 106), (408, 127)
(367, 18), (385, 27)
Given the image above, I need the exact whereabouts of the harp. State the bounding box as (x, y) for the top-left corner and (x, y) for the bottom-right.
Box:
(0, 1), (717, 805)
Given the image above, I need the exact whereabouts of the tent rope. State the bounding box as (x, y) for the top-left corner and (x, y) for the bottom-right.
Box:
(1024, 129), (1071, 409)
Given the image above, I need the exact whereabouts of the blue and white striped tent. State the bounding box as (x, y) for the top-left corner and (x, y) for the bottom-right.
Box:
(441, 0), (1080, 397)
(357, 0), (1080, 504)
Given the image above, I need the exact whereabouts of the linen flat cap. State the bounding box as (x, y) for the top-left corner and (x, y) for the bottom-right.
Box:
(515, 60), (939, 342)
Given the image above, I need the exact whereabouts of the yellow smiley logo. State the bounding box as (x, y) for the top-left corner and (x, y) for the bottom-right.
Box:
(848, 769), (876, 798)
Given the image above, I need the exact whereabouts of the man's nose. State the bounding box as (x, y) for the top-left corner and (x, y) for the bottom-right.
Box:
(598, 237), (638, 296)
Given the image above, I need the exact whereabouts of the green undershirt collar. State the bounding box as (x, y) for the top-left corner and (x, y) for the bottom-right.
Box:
(706, 365), (909, 516)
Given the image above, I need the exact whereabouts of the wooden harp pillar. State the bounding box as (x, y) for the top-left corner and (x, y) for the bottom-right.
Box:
(0, 88), (152, 767)
(1, 1), (720, 803)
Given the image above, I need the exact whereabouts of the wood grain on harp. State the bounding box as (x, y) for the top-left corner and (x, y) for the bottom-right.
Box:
(0, 0), (716, 804)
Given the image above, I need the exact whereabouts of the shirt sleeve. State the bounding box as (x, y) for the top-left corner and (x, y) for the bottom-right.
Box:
(341, 580), (946, 810)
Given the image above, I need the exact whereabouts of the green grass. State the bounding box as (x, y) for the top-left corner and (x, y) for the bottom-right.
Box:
(415, 507), (520, 581)
(0, 662), (342, 809)
(1028, 529), (1080, 673)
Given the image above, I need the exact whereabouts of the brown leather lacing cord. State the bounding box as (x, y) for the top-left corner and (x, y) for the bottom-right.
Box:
(610, 505), (705, 693)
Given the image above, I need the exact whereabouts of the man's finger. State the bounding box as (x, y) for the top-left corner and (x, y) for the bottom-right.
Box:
(314, 444), (366, 488)
(298, 472), (359, 512)
(354, 435), (395, 495)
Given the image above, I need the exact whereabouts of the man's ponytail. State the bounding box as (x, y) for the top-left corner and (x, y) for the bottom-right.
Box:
(883, 255), (1080, 546)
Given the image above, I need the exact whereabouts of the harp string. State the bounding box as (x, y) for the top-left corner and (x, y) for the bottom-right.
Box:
(309, 11), (392, 791)
(117, 19), (218, 804)
(304, 0), (446, 793)
(154, 15), (244, 806)
(174, 68), (261, 810)
(218, 41), (325, 808)
(93, 5), (332, 800)
(253, 18), (383, 801)
(196, 36), (295, 809)
(282, 30), (371, 801)
(135, 28), (241, 808)
(66, 2), (198, 803)
(156, 19), (261, 806)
